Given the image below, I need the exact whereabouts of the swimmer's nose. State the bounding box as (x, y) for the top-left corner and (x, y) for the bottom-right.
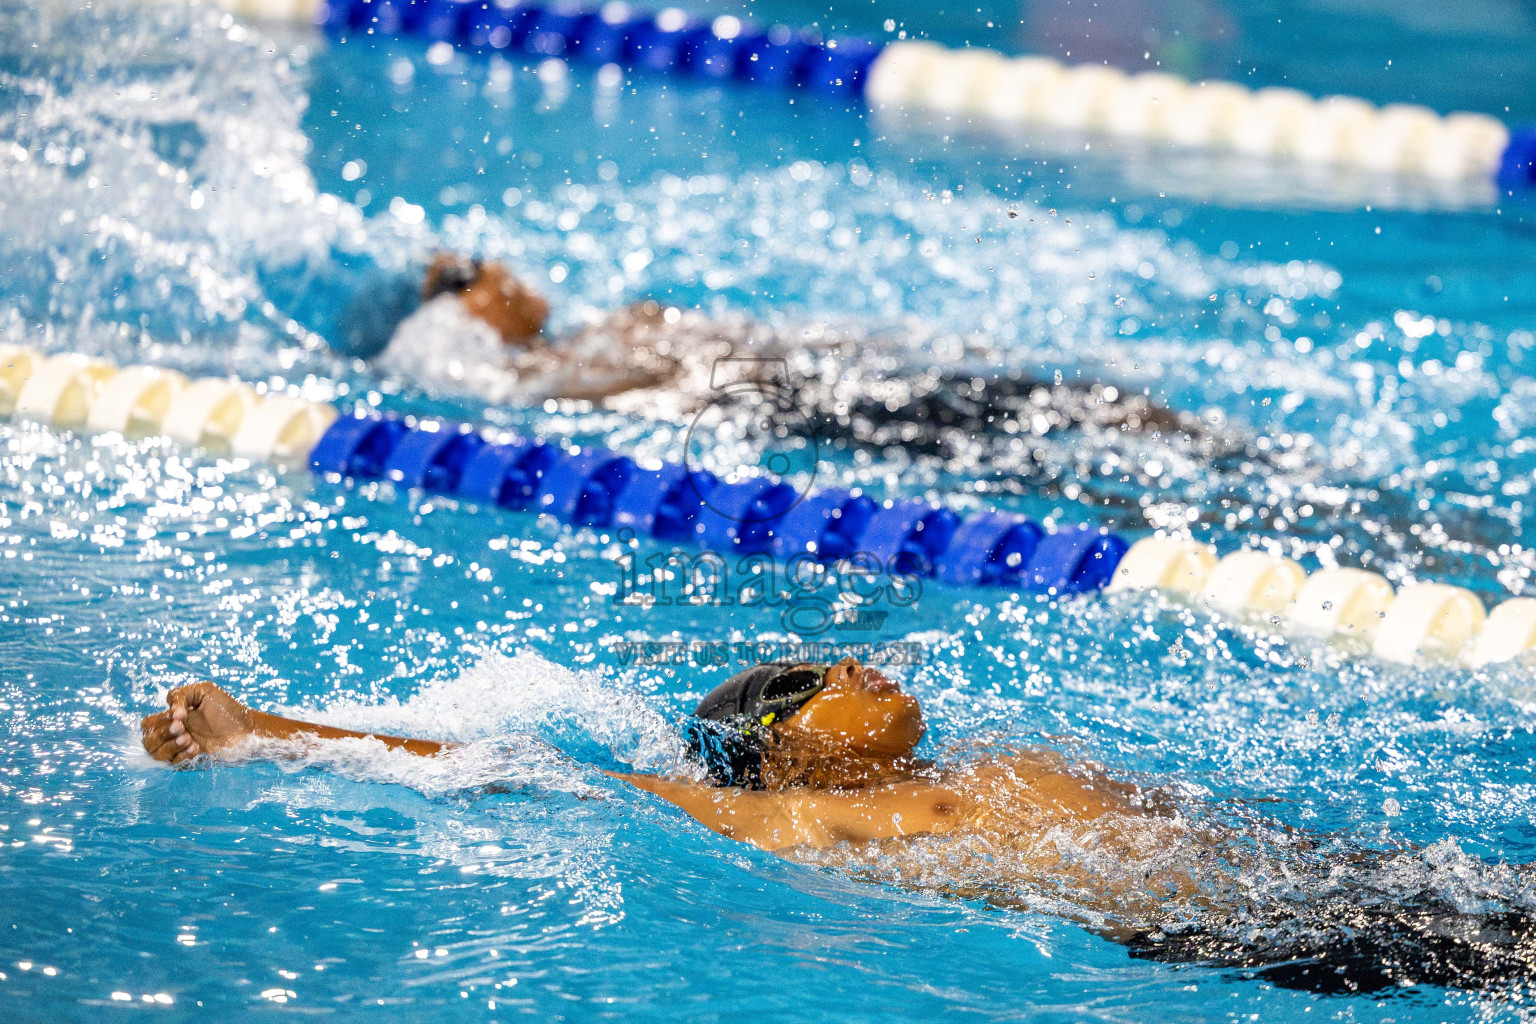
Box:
(862, 668), (899, 693)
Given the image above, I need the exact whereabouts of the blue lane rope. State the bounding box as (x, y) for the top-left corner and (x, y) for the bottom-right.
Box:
(11, 349), (1528, 662)
(313, 0), (1535, 186)
(1499, 127), (1536, 189)
(310, 411), (1130, 593)
(316, 0), (883, 98)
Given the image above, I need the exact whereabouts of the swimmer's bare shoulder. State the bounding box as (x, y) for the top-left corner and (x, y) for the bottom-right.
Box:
(616, 772), (969, 852)
(947, 747), (1155, 823)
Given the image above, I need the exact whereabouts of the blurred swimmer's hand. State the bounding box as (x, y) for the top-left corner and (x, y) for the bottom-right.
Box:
(140, 682), (255, 764)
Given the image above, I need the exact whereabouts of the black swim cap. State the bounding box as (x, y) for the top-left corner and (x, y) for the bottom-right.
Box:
(694, 662), (828, 726)
(424, 256), (482, 299)
(684, 662), (829, 788)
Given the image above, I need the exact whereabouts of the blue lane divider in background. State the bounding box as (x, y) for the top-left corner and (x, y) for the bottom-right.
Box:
(314, 1), (1534, 188)
(318, 0), (882, 99)
(859, 501), (962, 577)
(1026, 524), (1130, 595)
(537, 449), (636, 525)
(694, 477), (801, 554)
(772, 489), (877, 562)
(310, 411), (1129, 593)
(309, 415), (410, 478)
(383, 425), (487, 490)
(1499, 127), (1536, 189)
(611, 463), (714, 537)
(567, 3), (628, 62)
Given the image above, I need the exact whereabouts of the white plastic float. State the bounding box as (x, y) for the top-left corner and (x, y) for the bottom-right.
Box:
(921, 49), (1007, 114)
(0, 345), (40, 416)
(0, 349), (333, 463)
(1289, 95), (1378, 166)
(1441, 114), (1514, 179)
(864, 40), (945, 107)
(1229, 88), (1315, 157)
(1105, 536), (1216, 594)
(868, 42), (1511, 181)
(1198, 550), (1306, 617)
(1466, 598), (1536, 668)
(1104, 72), (1189, 139)
(1163, 81), (1250, 149)
(1039, 64), (1128, 132)
(161, 378), (259, 449)
(1113, 536), (1532, 669)
(210, 0), (322, 21)
(230, 394), (339, 461)
(1371, 582), (1486, 665)
(1287, 567), (1396, 638)
(15, 354), (117, 427)
(86, 366), (189, 436)
(980, 58), (1066, 123)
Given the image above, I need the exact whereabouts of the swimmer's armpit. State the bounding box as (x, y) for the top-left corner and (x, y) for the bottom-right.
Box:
(139, 681), (451, 764)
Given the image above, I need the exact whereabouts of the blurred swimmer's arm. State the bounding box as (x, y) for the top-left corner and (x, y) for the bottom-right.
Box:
(139, 681), (451, 764)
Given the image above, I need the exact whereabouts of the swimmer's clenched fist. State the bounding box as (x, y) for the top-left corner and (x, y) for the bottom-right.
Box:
(140, 682), (255, 764)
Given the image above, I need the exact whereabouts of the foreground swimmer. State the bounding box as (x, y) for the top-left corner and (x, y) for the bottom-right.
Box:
(140, 657), (1535, 995)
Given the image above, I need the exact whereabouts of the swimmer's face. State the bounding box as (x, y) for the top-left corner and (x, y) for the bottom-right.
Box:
(772, 658), (924, 759)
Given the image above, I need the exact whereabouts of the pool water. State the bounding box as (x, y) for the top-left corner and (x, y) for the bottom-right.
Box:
(4, 0), (1536, 1020)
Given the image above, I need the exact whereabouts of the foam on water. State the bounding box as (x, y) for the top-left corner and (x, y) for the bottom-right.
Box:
(301, 647), (689, 773)
(0, 0), (429, 374)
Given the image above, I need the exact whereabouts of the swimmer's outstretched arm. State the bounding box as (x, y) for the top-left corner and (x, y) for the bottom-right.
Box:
(138, 687), (813, 846)
(138, 685), (945, 854)
(139, 682), (449, 764)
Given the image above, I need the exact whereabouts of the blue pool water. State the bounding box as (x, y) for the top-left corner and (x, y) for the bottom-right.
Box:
(5, 0), (1536, 1020)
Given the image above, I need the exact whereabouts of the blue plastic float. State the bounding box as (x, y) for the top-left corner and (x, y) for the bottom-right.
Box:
(458, 438), (558, 508)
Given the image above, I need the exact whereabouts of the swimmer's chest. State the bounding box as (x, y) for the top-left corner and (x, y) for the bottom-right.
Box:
(960, 756), (1139, 823)
(804, 781), (968, 845)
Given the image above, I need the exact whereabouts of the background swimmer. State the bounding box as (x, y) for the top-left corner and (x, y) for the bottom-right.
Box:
(339, 251), (1214, 447)
(138, 657), (1536, 996)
